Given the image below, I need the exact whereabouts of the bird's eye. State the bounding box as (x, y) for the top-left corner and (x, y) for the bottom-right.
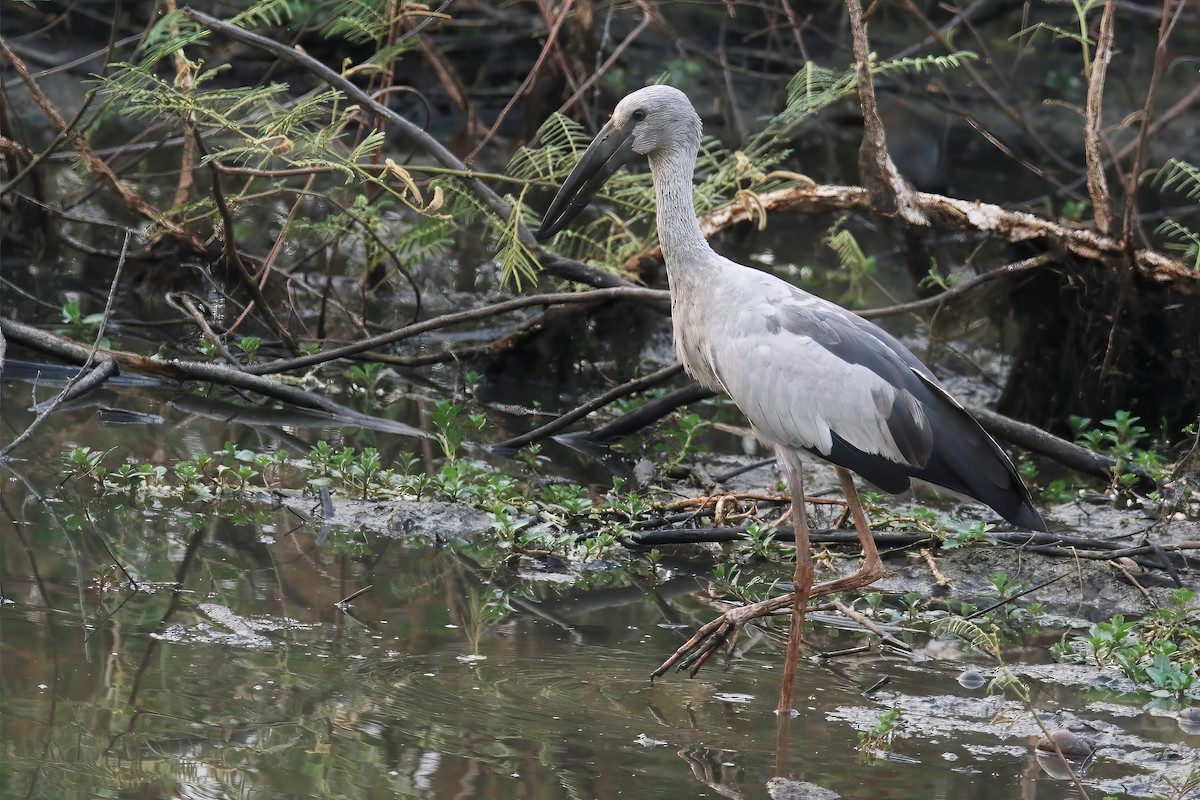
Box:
(631, 109), (646, 121)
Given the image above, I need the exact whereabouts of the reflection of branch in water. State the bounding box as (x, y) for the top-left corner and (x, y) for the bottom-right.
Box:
(122, 527), (206, 711)
(1, 481), (63, 798)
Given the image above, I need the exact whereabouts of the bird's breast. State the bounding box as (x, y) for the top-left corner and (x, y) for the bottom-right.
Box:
(671, 293), (725, 393)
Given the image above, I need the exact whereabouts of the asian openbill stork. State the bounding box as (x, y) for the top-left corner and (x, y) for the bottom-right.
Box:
(536, 85), (1047, 713)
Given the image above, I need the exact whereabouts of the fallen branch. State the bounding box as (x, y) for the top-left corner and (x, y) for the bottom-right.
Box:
(0, 316), (428, 439)
(561, 382), (715, 445)
(247, 286), (666, 376)
(624, 525), (1196, 573)
(492, 363), (684, 451)
(554, 364), (1142, 489)
(624, 182), (1193, 289)
(971, 406), (1157, 492)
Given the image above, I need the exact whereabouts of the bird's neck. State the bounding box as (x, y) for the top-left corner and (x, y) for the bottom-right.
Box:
(649, 146), (715, 293)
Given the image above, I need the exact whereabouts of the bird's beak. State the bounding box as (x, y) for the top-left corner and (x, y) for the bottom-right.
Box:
(536, 119), (638, 241)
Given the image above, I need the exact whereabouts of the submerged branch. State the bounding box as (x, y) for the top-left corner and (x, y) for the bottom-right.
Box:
(492, 363), (684, 451)
(0, 316), (429, 439)
(0, 358), (118, 460)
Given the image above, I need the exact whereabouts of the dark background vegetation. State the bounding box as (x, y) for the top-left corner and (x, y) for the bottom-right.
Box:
(1, 0), (1198, 451)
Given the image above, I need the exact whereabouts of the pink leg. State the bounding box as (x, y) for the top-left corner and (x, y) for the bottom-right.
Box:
(652, 465), (885, 679)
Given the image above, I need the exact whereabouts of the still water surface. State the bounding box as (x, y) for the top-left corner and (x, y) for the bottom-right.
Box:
(3, 460), (1179, 800)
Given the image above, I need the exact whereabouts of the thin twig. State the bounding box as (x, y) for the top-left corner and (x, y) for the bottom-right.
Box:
(167, 293), (241, 366)
(193, 131), (299, 352)
(900, 0), (1081, 176)
(857, 255), (1051, 320)
(467, 0), (575, 162)
(964, 572), (1070, 620)
(492, 363), (683, 451)
(0, 230), (132, 459)
(1119, 0), (1186, 247)
(0, 36), (205, 250)
(831, 599), (912, 652)
(555, 2), (653, 117)
(245, 286), (666, 376)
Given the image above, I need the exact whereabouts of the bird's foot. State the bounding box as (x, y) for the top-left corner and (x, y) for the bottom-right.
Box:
(650, 559), (887, 680)
(650, 593), (795, 679)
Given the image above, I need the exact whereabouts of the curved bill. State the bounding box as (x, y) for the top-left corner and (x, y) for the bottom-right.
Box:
(536, 119), (639, 241)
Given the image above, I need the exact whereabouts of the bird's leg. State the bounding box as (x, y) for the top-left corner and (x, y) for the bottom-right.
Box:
(776, 460), (813, 715)
(650, 467), (886, 680)
(834, 466), (884, 589)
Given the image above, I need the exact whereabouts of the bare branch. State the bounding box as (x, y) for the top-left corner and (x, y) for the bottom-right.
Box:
(1084, 0), (1117, 236)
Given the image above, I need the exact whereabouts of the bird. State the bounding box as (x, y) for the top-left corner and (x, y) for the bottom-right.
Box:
(536, 85), (1047, 710)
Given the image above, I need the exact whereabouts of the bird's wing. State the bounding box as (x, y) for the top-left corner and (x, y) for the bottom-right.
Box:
(706, 282), (936, 472)
(700, 267), (1045, 530)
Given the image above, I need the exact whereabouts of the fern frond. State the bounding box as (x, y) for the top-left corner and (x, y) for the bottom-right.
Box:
(1155, 158), (1200, 201)
(265, 89), (346, 137)
(324, 0), (450, 44)
(497, 189), (539, 289)
(1011, 22), (1093, 49)
(508, 113), (593, 182)
(345, 129), (388, 167)
(875, 51), (980, 77)
(391, 191), (455, 265)
(230, 0), (300, 28)
(1154, 219), (1200, 270)
(137, 11), (211, 64)
(325, 0), (389, 42)
(788, 62), (856, 118)
(827, 229), (865, 272)
(987, 666), (1026, 692)
(749, 52), (976, 158)
(933, 617), (1001, 658)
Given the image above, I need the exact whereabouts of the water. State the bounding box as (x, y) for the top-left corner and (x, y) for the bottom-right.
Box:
(2, 457), (1195, 799)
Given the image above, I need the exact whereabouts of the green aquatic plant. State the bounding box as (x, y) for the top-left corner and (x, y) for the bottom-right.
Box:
(429, 400), (486, 461)
(1054, 589), (1199, 697)
(857, 708), (902, 761)
(1070, 410), (1167, 488)
(58, 297), (108, 345)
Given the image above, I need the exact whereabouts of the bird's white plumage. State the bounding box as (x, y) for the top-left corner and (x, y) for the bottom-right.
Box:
(537, 84), (1045, 532)
(671, 254), (932, 467)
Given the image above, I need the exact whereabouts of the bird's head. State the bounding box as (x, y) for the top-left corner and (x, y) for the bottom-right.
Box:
(536, 85), (701, 240)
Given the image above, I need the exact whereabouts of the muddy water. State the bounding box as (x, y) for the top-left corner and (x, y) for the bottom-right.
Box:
(0, 499), (1052, 799)
(2, 417), (1196, 800)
